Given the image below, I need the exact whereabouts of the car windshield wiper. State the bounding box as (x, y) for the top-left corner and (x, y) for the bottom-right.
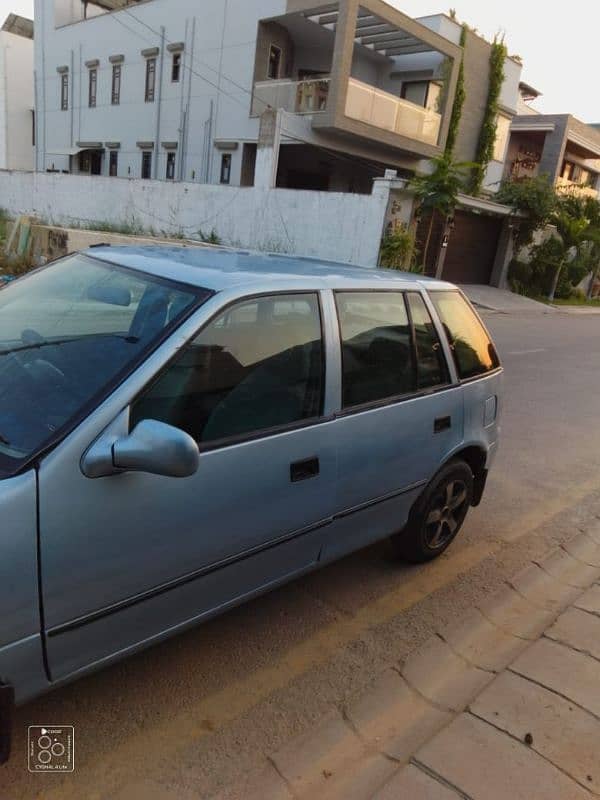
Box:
(0, 333), (140, 356)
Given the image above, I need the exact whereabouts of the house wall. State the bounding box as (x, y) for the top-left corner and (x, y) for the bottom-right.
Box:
(0, 168), (391, 265)
(0, 30), (34, 171)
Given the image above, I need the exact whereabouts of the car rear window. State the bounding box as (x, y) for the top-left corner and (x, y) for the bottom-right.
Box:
(429, 290), (500, 380)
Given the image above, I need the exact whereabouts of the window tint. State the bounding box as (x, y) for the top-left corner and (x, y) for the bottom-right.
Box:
(131, 293), (324, 445)
(336, 292), (415, 408)
(429, 291), (500, 379)
(406, 292), (449, 389)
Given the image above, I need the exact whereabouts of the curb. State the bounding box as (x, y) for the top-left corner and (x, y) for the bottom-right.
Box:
(214, 524), (600, 800)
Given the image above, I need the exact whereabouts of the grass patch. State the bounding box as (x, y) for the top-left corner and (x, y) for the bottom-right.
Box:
(551, 296), (600, 307)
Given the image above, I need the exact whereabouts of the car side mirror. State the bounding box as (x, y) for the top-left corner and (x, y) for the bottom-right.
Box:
(82, 419), (199, 479)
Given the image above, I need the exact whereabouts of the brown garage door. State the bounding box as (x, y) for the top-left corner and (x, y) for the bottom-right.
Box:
(442, 211), (503, 285)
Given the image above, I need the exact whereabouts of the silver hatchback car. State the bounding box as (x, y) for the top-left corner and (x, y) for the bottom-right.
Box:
(0, 246), (502, 761)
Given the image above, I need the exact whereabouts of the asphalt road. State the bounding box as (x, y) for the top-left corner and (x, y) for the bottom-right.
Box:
(4, 308), (600, 800)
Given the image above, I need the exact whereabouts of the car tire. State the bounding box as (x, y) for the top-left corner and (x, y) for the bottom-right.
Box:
(390, 459), (474, 563)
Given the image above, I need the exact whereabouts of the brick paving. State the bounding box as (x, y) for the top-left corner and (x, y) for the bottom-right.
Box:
(216, 523), (600, 799)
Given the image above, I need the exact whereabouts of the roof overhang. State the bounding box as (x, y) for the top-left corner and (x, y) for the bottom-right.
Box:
(457, 194), (517, 218)
(47, 147), (86, 156)
(510, 123), (555, 133)
(566, 130), (600, 160)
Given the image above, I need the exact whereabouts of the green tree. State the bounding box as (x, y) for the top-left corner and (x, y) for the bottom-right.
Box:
(467, 39), (507, 195)
(409, 154), (472, 271)
(549, 195), (600, 301)
(496, 175), (558, 248)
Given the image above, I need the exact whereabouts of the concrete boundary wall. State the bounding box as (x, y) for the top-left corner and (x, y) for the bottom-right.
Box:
(0, 170), (392, 266)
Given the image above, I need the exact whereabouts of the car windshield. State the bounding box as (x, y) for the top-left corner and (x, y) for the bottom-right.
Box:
(0, 253), (205, 477)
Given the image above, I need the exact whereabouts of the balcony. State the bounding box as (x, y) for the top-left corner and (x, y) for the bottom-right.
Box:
(556, 177), (599, 200)
(252, 78), (331, 117)
(344, 78), (441, 147)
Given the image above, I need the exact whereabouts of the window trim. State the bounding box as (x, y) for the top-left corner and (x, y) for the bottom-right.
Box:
(333, 287), (453, 417)
(426, 288), (503, 384)
(129, 289), (328, 452)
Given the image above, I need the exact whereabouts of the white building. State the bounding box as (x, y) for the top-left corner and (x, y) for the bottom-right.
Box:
(0, 14), (34, 171)
(34, 0), (520, 194)
(34, 0), (467, 190)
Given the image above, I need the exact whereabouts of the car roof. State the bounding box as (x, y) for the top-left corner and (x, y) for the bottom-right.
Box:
(82, 244), (456, 293)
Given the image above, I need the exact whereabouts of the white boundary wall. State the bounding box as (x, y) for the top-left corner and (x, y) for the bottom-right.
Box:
(0, 171), (392, 266)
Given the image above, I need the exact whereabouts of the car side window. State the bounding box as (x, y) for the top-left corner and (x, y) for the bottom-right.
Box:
(131, 293), (324, 445)
(429, 290), (500, 380)
(406, 292), (450, 390)
(336, 291), (415, 409)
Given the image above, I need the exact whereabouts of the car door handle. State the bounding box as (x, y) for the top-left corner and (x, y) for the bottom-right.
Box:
(434, 416), (452, 433)
(290, 457), (320, 483)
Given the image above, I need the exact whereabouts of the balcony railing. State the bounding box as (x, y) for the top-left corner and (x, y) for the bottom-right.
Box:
(344, 78), (441, 147)
(556, 177), (599, 200)
(252, 78), (330, 117)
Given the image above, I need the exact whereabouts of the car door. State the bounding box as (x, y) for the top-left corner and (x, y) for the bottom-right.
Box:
(322, 289), (464, 561)
(39, 291), (337, 681)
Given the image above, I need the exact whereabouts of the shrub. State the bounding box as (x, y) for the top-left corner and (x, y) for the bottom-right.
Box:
(379, 224), (419, 271)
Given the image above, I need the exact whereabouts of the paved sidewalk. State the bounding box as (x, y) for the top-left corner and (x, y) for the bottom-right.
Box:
(459, 285), (557, 314)
(216, 525), (600, 800)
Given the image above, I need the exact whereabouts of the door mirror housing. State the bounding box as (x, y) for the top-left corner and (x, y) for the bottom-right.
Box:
(82, 419), (199, 478)
(113, 420), (200, 477)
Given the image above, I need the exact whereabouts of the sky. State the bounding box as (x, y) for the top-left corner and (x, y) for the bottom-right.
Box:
(1, 0), (598, 123)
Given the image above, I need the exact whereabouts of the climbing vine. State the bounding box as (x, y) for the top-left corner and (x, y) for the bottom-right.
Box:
(444, 24), (467, 157)
(467, 38), (507, 195)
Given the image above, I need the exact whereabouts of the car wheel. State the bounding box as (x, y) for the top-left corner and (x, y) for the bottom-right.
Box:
(390, 460), (474, 563)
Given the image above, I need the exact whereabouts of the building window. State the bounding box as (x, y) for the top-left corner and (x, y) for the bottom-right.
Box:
(112, 64), (121, 105)
(79, 151), (90, 173)
(60, 73), (69, 111)
(141, 150), (152, 179)
(145, 58), (156, 102)
(109, 150), (118, 177)
(267, 44), (282, 79)
(88, 68), (97, 108)
(166, 151), (176, 180)
(220, 153), (232, 184)
(171, 52), (181, 82)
